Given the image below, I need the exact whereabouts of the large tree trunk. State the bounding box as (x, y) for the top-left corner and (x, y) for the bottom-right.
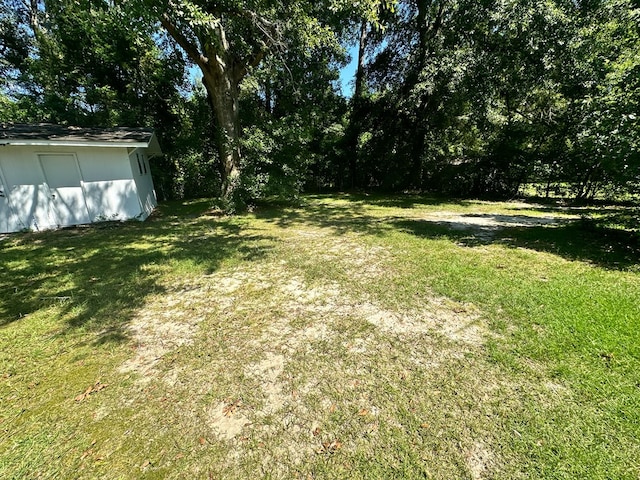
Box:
(160, 13), (268, 209)
(402, 0), (447, 190)
(354, 20), (368, 103)
(201, 67), (242, 200)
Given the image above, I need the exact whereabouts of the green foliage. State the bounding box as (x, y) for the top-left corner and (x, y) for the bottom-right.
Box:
(232, 18), (348, 202)
(322, 0), (640, 200)
(4, 1), (186, 128)
(1, 0), (638, 204)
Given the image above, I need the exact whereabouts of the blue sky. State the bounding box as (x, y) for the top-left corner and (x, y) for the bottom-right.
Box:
(338, 45), (359, 98)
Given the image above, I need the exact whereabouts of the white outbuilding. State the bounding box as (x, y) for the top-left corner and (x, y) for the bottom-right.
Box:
(0, 124), (160, 234)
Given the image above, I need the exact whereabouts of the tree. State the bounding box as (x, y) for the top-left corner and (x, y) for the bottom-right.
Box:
(3, 0), (637, 203)
(139, 0), (395, 208)
(131, 2), (320, 207)
(340, 1), (397, 189)
(559, 0), (640, 198)
(340, 0), (639, 199)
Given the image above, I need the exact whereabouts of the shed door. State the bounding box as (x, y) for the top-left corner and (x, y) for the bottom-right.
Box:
(39, 154), (90, 227)
(0, 155), (57, 230)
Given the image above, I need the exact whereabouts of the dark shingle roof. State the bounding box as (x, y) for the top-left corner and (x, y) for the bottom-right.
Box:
(0, 123), (154, 144)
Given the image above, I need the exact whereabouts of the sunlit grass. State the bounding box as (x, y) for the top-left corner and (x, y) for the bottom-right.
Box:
(1, 195), (638, 479)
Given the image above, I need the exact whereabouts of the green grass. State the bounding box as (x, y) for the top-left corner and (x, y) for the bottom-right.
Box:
(1, 194), (639, 479)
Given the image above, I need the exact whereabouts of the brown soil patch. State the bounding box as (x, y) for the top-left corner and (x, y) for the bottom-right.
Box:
(420, 211), (576, 239)
(207, 402), (251, 441)
(466, 441), (494, 479)
(117, 226), (502, 474)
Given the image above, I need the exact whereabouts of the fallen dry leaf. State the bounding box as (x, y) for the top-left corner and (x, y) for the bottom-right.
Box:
(358, 408), (369, 416)
(75, 381), (108, 402)
(198, 437), (206, 445)
(317, 440), (343, 454)
(222, 400), (242, 417)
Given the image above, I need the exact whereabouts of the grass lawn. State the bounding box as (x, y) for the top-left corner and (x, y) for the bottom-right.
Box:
(1, 194), (639, 479)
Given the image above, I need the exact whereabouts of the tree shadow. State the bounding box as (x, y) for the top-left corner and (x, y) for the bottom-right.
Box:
(252, 193), (473, 237)
(254, 196), (638, 270)
(392, 215), (639, 271)
(254, 197), (386, 235)
(305, 193), (474, 210)
(2, 194), (636, 348)
(0, 199), (276, 343)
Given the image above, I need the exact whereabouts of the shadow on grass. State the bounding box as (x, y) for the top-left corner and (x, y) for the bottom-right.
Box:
(2, 194), (637, 345)
(0, 199), (275, 342)
(392, 216), (639, 271)
(254, 197), (377, 234)
(306, 193), (474, 209)
(255, 194), (639, 270)
(254, 193), (471, 235)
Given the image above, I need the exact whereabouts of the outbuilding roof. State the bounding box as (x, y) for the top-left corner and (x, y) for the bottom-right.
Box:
(0, 123), (162, 154)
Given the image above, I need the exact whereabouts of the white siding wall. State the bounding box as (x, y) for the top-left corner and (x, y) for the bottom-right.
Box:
(76, 147), (142, 221)
(0, 144), (157, 233)
(128, 149), (157, 220)
(0, 169), (23, 232)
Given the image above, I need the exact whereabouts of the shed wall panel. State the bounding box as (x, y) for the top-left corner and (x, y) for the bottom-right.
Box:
(129, 150), (157, 220)
(0, 174), (22, 233)
(39, 154), (91, 226)
(83, 180), (141, 221)
(77, 148), (133, 182)
(0, 142), (157, 233)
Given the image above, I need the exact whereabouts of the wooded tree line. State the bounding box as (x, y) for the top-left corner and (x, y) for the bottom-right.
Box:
(1, 0), (638, 208)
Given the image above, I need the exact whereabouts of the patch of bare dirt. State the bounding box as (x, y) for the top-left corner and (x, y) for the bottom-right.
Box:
(289, 228), (392, 280)
(118, 268), (280, 380)
(118, 291), (205, 379)
(420, 211), (576, 239)
(245, 352), (287, 416)
(207, 401), (251, 441)
(117, 227), (504, 474)
(466, 441), (494, 480)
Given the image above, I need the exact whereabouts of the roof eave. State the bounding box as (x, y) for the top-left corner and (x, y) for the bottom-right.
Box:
(146, 132), (163, 156)
(0, 140), (150, 149)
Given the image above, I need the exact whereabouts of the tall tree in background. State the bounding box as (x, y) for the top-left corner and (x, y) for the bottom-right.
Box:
(347, 0), (639, 198)
(150, 1), (280, 206)
(342, 0), (396, 189)
(142, 0), (392, 207)
(137, 1), (343, 208)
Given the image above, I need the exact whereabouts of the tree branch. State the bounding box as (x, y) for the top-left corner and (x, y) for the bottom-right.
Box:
(229, 7), (284, 82)
(234, 46), (267, 82)
(160, 13), (209, 70)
